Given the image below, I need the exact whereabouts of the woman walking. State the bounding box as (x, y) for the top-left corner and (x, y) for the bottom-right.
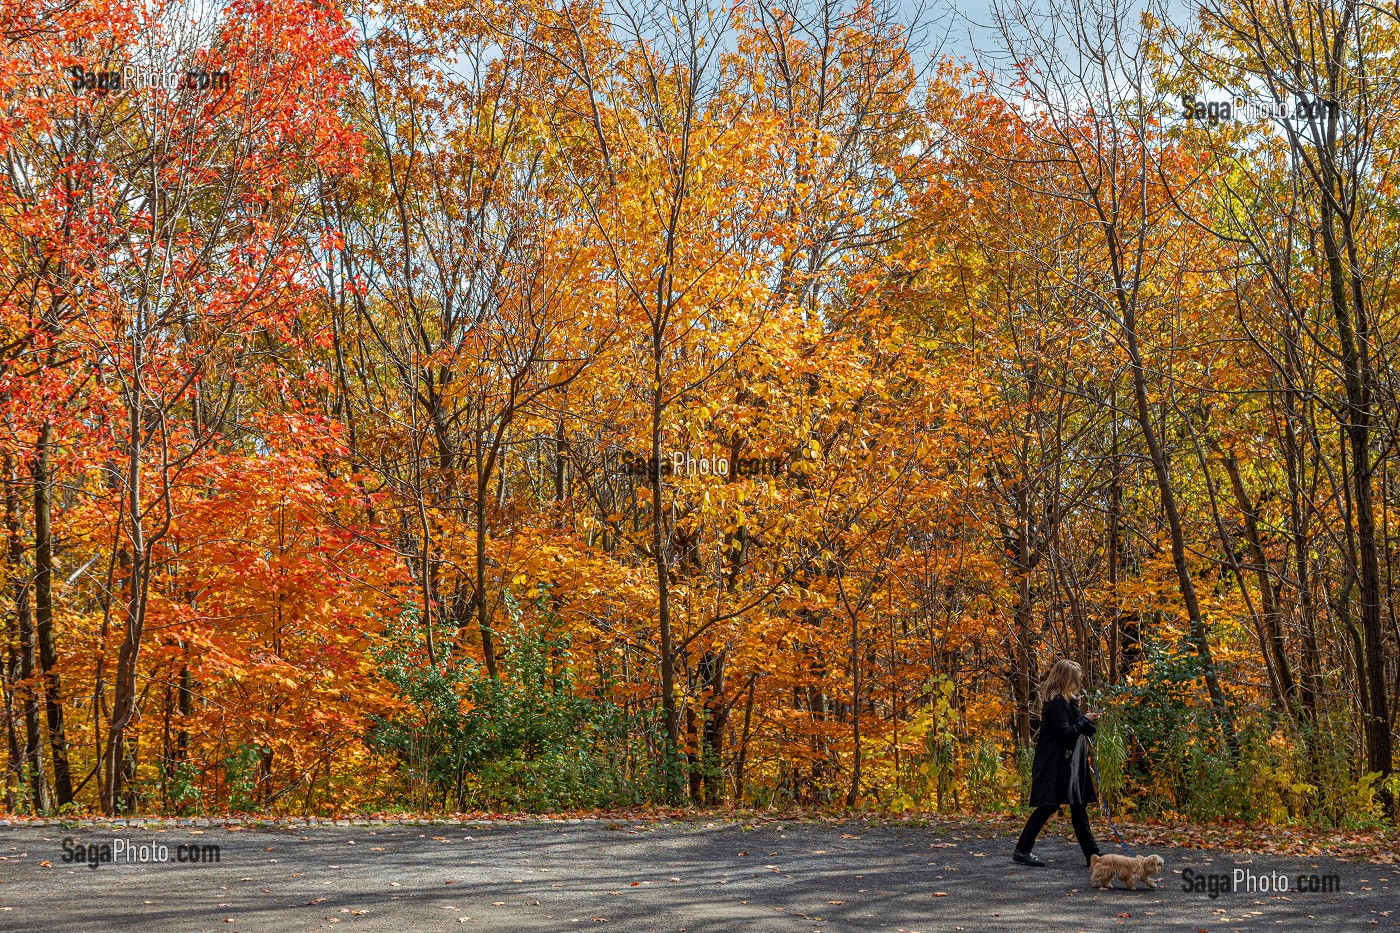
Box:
(1012, 659), (1103, 867)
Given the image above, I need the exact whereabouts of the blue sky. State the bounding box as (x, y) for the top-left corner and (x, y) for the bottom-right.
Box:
(924, 0), (1197, 68)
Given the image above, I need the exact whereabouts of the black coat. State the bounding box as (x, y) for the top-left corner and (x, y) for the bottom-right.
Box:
(1028, 695), (1097, 807)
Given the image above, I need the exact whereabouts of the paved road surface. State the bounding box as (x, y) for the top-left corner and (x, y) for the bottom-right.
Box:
(0, 819), (1394, 931)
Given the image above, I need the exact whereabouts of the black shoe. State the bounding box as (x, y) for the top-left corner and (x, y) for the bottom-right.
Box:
(1012, 850), (1046, 867)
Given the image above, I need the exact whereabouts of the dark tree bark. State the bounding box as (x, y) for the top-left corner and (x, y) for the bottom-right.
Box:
(1221, 452), (1297, 706)
(33, 423), (73, 806)
(6, 459), (46, 812)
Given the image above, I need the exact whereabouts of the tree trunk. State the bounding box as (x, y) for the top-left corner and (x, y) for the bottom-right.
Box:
(685, 702), (702, 801)
(846, 609), (861, 807)
(1113, 263), (1237, 753)
(733, 673), (757, 803)
(476, 457), (499, 679)
(1318, 194), (1392, 812)
(6, 460), (47, 813)
(1281, 383), (1323, 724)
(1221, 452), (1297, 706)
(3, 641), (19, 811)
(177, 662), (192, 764)
(1013, 484), (1034, 748)
(700, 650), (728, 805)
(1108, 406), (1123, 685)
(33, 423), (73, 807)
(105, 376), (147, 816)
(650, 326), (680, 802)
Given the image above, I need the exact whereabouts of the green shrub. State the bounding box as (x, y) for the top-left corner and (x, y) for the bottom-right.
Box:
(368, 600), (658, 812)
(1091, 713), (1127, 814)
(223, 743), (269, 813)
(1099, 640), (1373, 826)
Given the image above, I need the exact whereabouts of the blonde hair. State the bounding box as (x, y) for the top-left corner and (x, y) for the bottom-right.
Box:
(1041, 659), (1083, 702)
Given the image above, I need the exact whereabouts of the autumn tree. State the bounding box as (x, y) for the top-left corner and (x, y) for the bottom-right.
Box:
(983, 0), (1238, 750)
(1176, 0), (1400, 813)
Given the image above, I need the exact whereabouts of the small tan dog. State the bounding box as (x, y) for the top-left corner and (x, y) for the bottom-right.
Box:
(1089, 853), (1165, 890)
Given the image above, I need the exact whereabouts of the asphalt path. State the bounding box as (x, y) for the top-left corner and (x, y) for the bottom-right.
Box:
(0, 819), (1394, 931)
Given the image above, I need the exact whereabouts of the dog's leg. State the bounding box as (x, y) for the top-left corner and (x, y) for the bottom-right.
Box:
(1125, 877), (1136, 890)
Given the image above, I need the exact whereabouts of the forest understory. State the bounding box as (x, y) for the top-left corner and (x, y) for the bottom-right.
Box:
(1, 0), (1399, 832)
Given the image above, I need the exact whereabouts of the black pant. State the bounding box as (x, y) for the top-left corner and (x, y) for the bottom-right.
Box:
(1016, 803), (1099, 859)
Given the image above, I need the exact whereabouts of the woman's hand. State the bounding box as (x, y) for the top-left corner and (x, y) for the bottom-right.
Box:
(1085, 710), (1102, 722)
